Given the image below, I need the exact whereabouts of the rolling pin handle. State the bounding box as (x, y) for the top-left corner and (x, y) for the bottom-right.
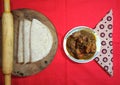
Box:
(4, 74), (11, 85)
(4, 0), (11, 12)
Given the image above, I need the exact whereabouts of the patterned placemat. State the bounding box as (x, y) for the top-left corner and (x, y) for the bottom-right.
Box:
(94, 10), (113, 76)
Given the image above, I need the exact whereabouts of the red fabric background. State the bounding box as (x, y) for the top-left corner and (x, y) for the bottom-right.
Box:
(0, 0), (120, 85)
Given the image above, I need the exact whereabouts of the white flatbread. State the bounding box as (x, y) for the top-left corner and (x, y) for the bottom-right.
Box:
(23, 19), (31, 63)
(31, 19), (53, 62)
(17, 20), (24, 63)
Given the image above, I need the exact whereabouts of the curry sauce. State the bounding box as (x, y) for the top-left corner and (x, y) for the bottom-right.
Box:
(66, 30), (96, 60)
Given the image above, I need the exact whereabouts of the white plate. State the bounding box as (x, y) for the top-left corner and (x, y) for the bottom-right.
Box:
(63, 26), (101, 63)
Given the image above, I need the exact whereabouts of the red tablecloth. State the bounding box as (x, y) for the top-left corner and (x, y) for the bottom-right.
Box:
(0, 0), (120, 85)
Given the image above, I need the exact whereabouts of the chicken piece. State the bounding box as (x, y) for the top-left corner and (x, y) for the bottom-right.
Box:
(72, 31), (81, 39)
(70, 38), (76, 50)
(86, 43), (92, 53)
(67, 37), (72, 48)
(78, 37), (83, 43)
(90, 43), (96, 53)
(76, 49), (84, 59)
(83, 36), (88, 41)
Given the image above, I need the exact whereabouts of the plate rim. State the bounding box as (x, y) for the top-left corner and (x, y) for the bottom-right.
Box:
(63, 26), (101, 63)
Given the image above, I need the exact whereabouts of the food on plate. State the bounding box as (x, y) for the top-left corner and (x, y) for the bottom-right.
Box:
(17, 20), (24, 63)
(66, 30), (96, 59)
(17, 19), (53, 63)
(31, 19), (53, 62)
(23, 19), (31, 63)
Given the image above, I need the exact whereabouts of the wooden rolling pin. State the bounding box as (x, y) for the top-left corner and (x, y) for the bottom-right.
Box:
(2, 0), (14, 85)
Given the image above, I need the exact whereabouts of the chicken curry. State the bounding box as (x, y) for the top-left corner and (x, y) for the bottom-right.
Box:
(66, 30), (96, 60)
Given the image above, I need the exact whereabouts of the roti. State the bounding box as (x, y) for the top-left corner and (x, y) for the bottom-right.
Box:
(30, 19), (53, 62)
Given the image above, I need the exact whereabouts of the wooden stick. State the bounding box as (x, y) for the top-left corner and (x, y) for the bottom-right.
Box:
(2, 0), (14, 85)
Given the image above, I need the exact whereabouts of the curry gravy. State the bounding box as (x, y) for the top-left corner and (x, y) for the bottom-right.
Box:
(66, 30), (96, 60)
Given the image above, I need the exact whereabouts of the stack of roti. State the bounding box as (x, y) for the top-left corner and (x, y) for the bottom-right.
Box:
(17, 19), (53, 64)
